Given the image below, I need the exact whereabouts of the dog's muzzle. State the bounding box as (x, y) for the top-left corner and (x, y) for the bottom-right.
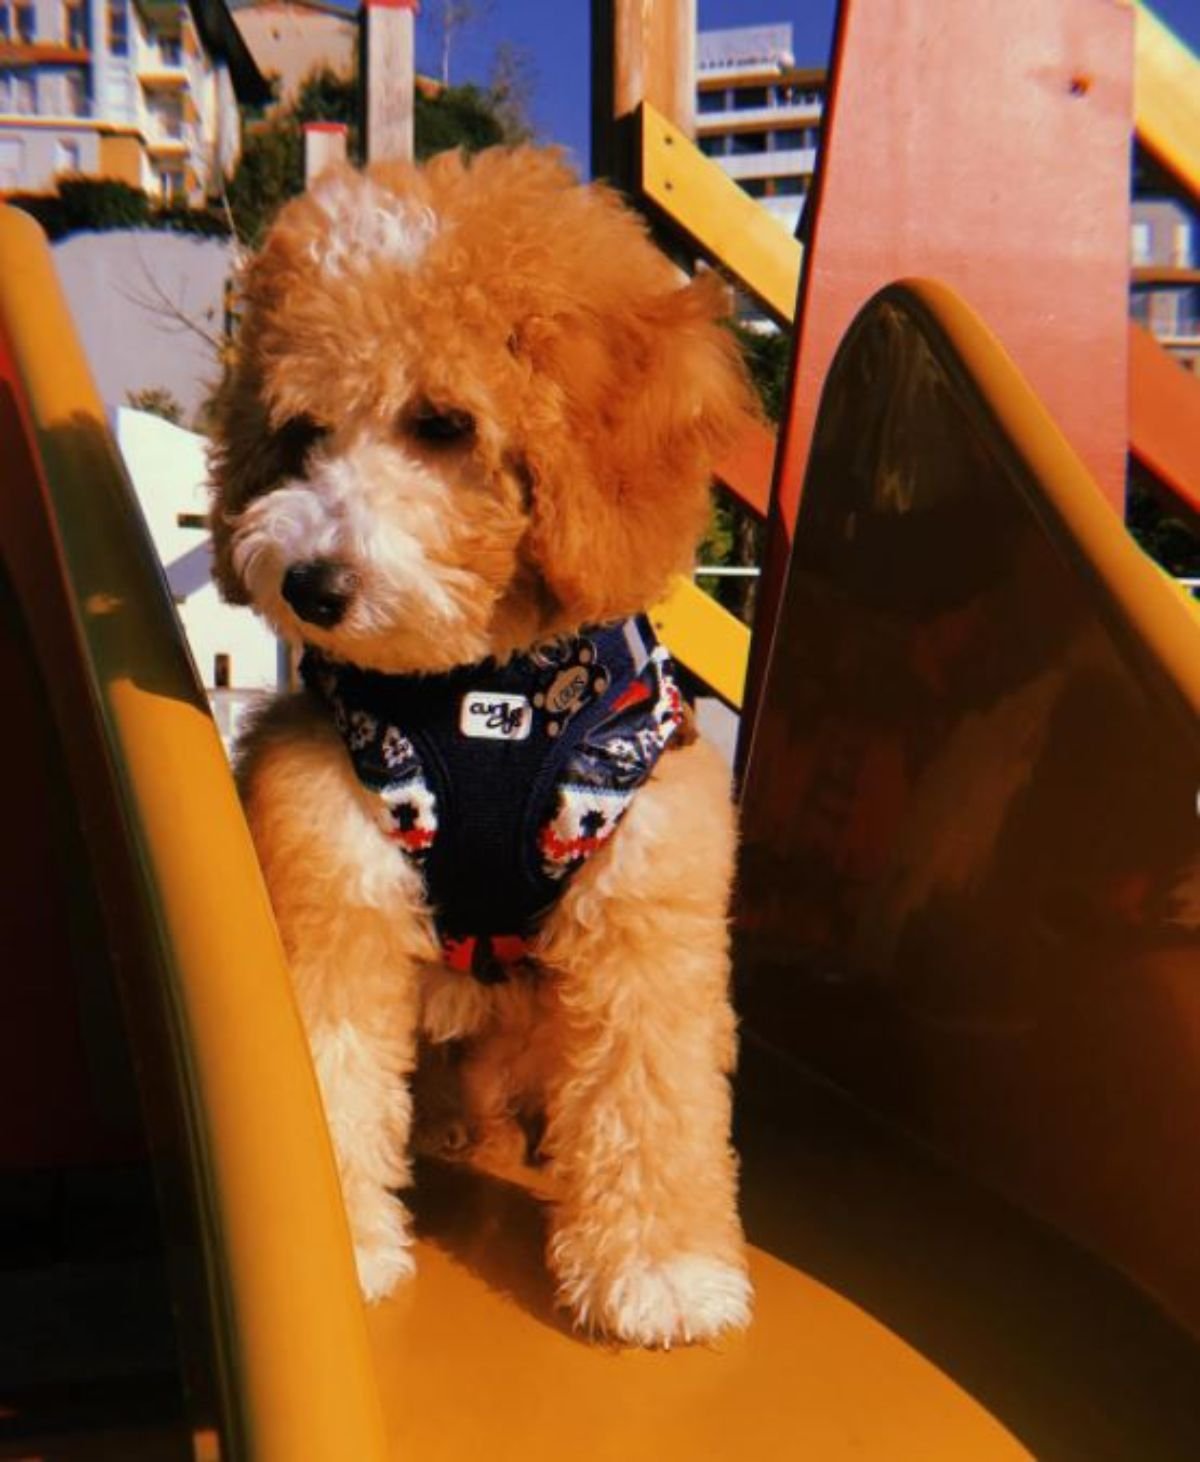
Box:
(281, 559), (358, 629)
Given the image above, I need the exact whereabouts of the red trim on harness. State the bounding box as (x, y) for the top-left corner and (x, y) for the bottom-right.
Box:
(610, 679), (652, 714)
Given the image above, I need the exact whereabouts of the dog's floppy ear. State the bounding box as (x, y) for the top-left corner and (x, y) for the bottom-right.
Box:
(517, 269), (754, 624)
(206, 359), (276, 605)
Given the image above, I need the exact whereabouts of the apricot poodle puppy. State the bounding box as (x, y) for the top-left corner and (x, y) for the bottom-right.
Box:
(208, 145), (754, 1346)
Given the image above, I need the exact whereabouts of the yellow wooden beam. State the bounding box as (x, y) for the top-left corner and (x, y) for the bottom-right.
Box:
(1134, 2), (1200, 202)
(639, 101), (802, 326)
(651, 575), (750, 708)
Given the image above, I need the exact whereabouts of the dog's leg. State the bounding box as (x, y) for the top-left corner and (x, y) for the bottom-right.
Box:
(538, 738), (751, 1346)
(237, 695), (435, 1302)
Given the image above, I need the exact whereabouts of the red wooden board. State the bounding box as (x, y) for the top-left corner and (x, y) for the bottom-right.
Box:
(742, 0), (1135, 770)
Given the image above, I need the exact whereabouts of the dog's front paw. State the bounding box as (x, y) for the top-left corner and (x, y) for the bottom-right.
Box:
(351, 1197), (416, 1303)
(555, 1247), (752, 1347)
(355, 1234), (416, 1303)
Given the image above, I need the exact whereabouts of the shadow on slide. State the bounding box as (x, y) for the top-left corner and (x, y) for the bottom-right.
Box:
(738, 278), (1200, 1378)
(3, 204), (1200, 1459)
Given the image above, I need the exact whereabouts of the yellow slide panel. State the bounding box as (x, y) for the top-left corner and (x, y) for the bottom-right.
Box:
(1135, 1), (1200, 198)
(0, 206), (389, 1462)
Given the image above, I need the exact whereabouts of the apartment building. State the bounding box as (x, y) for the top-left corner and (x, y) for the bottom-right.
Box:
(1131, 193), (1199, 373)
(0, 0), (268, 201)
(696, 23), (825, 239)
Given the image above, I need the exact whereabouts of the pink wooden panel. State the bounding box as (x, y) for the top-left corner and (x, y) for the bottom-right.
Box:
(740, 0), (1135, 772)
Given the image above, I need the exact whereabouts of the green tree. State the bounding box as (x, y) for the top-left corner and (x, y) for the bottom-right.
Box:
(126, 386), (186, 425)
(226, 67), (529, 247)
(1126, 477), (1200, 579)
(697, 318), (792, 624)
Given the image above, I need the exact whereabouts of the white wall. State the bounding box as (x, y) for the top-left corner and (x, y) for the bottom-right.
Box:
(54, 228), (234, 420)
(114, 408), (282, 738)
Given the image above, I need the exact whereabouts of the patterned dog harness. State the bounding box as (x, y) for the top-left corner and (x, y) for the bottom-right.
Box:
(301, 616), (685, 982)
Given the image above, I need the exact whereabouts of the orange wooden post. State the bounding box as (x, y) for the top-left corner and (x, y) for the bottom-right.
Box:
(591, 0), (695, 188)
(740, 0), (1135, 773)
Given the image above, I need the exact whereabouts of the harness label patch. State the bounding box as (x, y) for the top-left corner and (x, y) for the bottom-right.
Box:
(460, 691), (533, 742)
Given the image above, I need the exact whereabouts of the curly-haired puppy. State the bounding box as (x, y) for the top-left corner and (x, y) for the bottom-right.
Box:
(208, 146), (754, 1346)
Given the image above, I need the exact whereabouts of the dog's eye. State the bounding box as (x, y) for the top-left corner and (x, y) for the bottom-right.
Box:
(275, 414), (329, 475)
(411, 406), (475, 446)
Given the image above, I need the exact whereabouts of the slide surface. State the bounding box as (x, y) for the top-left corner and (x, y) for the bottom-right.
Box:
(738, 280), (1200, 1340)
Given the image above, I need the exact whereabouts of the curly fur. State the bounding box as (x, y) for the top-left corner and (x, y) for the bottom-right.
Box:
(209, 145), (754, 1345)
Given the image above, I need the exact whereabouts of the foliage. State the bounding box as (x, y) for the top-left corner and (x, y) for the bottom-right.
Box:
(8, 176), (229, 242)
(126, 386), (186, 425)
(225, 114), (305, 248)
(227, 67), (525, 247)
(1126, 477), (1200, 579)
(414, 83), (509, 160)
(731, 320), (791, 426)
(487, 41), (536, 142)
(696, 317), (791, 623)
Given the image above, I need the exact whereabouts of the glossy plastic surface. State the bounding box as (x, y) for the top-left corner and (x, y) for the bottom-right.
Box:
(0, 205), (389, 1462)
(738, 281), (1200, 1336)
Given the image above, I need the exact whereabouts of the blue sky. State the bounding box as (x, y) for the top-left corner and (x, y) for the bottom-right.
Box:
(400, 1), (1200, 177)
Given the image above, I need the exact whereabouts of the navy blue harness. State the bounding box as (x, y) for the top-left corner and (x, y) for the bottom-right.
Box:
(301, 617), (684, 982)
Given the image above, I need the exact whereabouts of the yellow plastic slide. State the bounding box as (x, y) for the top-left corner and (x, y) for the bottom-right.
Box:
(3, 207), (1200, 1459)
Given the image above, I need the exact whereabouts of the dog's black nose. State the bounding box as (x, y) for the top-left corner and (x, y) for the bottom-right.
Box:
(280, 560), (356, 628)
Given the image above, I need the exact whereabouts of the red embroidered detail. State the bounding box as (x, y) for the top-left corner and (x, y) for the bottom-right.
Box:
(610, 679), (652, 714)
(388, 826), (436, 852)
(538, 827), (612, 864)
(441, 932), (532, 978)
(490, 934), (532, 966)
(442, 935), (476, 973)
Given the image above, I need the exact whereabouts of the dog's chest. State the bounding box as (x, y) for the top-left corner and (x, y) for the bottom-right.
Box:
(302, 618), (684, 981)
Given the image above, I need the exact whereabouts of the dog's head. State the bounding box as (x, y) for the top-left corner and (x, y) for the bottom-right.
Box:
(209, 146), (752, 673)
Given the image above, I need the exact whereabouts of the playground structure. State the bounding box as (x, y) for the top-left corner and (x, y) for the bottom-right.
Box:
(1, 2), (1199, 1458)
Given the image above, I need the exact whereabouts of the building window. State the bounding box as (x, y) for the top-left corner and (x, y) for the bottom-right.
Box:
(774, 175), (808, 197)
(108, 0), (128, 56)
(739, 178), (767, 198)
(65, 2), (87, 48)
(214, 653), (231, 689)
(730, 130), (767, 155)
(0, 6), (9, 40)
(14, 2), (34, 41)
(698, 134), (725, 158)
(1131, 220), (1154, 265)
(65, 69), (87, 115)
(14, 73), (36, 114)
(732, 85), (769, 110)
(161, 35), (181, 65)
(771, 127), (808, 150)
(55, 137), (81, 173)
(158, 166), (186, 200)
(698, 89), (726, 114)
(1173, 222), (1194, 270)
(155, 95), (184, 139)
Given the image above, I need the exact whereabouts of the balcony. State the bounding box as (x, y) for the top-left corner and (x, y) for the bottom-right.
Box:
(0, 39), (92, 63)
(697, 101), (822, 134)
(719, 148), (818, 182)
(146, 131), (188, 153)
